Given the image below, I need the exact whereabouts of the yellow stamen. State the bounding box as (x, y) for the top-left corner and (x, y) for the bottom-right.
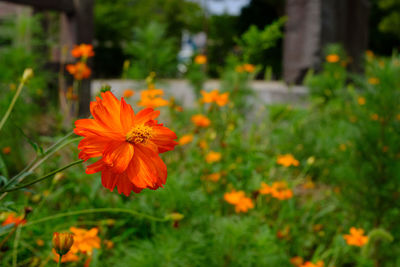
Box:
(126, 125), (153, 144)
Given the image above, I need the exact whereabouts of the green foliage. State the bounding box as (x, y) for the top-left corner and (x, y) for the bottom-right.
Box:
(235, 17), (286, 64)
(124, 22), (178, 79)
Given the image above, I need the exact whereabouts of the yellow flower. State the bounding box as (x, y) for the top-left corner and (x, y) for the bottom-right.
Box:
(339, 144), (347, 151)
(368, 77), (380, 85)
(357, 97), (366, 105)
(178, 134), (194, 146)
(326, 54), (340, 63)
(371, 114), (379, 121)
(194, 54), (207, 64)
(206, 151), (221, 163)
(206, 172), (221, 182)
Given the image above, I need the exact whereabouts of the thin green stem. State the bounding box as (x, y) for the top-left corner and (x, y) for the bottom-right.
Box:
(0, 208), (168, 238)
(25, 208), (168, 227)
(12, 225), (22, 267)
(0, 80), (25, 132)
(0, 160), (83, 193)
(57, 254), (61, 267)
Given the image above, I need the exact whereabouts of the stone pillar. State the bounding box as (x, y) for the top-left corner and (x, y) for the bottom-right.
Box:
(283, 0), (370, 84)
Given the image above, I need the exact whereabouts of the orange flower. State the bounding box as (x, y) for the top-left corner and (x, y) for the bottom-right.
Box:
(371, 114), (379, 121)
(343, 227), (369, 247)
(206, 172), (221, 182)
(357, 97), (366, 105)
(191, 114), (211, 127)
(206, 151), (221, 163)
(74, 91), (178, 196)
(66, 62), (91, 80)
(200, 90), (229, 106)
(179, 134), (194, 146)
(71, 44), (95, 58)
(138, 88), (169, 108)
(194, 54), (207, 64)
(300, 261), (324, 267)
(290, 256), (304, 267)
(69, 227), (101, 254)
(123, 89), (135, 98)
(198, 140), (208, 150)
(2, 146), (11, 154)
(2, 213), (26, 226)
(201, 90), (219, 103)
(326, 54), (340, 63)
(242, 63), (255, 73)
(259, 182), (293, 200)
(224, 190), (254, 213)
(277, 154), (299, 167)
(368, 77), (380, 85)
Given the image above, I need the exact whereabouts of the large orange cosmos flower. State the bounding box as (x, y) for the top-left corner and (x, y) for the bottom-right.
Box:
(74, 91), (178, 196)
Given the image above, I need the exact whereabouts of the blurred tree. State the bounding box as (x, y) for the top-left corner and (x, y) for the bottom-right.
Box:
(237, 0), (285, 78)
(94, 0), (203, 78)
(369, 0), (400, 54)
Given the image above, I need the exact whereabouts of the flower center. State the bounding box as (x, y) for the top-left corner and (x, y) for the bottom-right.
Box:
(126, 125), (153, 144)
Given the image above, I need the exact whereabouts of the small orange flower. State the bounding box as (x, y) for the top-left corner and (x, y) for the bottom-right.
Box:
(236, 63), (255, 73)
(371, 114), (379, 121)
(368, 77), (380, 85)
(194, 54), (207, 64)
(138, 88), (169, 108)
(198, 140), (208, 150)
(71, 44), (95, 58)
(242, 63), (255, 73)
(259, 182), (293, 200)
(326, 54), (340, 63)
(200, 90), (229, 106)
(2, 146), (11, 154)
(290, 256), (304, 267)
(2, 213), (26, 226)
(178, 134), (194, 146)
(343, 227), (368, 247)
(191, 114), (211, 128)
(339, 144), (347, 151)
(357, 97), (366, 105)
(300, 261), (324, 267)
(206, 172), (221, 182)
(224, 190), (254, 213)
(74, 91), (178, 196)
(277, 154), (299, 167)
(123, 89), (135, 98)
(66, 62), (91, 80)
(206, 151), (221, 163)
(69, 227), (101, 254)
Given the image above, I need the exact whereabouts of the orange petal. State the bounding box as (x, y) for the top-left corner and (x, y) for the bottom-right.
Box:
(134, 108), (160, 125)
(120, 98), (135, 132)
(103, 142), (134, 173)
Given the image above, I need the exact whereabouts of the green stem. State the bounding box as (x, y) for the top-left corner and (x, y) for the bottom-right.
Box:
(25, 208), (168, 227)
(12, 225), (22, 267)
(0, 160), (83, 193)
(57, 254), (61, 267)
(0, 79), (25, 132)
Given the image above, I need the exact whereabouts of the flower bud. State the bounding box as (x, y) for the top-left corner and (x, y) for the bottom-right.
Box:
(22, 68), (34, 83)
(165, 212), (184, 221)
(52, 232), (74, 256)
